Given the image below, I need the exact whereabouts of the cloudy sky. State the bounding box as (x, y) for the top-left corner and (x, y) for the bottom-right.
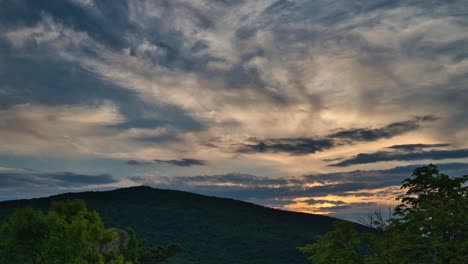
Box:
(1, 0), (467, 220)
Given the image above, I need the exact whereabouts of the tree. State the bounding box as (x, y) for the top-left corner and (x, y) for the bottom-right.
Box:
(299, 164), (468, 264)
(0, 199), (180, 264)
(298, 221), (364, 264)
(0, 208), (49, 264)
(391, 164), (468, 263)
(44, 199), (116, 263)
(118, 227), (181, 264)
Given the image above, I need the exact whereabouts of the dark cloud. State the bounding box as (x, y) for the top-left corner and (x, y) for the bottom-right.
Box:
(126, 160), (152, 165)
(322, 157), (345, 162)
(127, 160), (140, 165)
(329, 116), (435, 143)
(162, 173), (289, 187)
(132, 174), (363, 201)
(0, 172), (118, 189)
(238, 137), (334, 155)
(304, 199), (347, 205)
(47, 172), (116, 185)
(154, 158), (207, 167)
(330, 149), (468, 167)
(126, 158), (207, 166)
(238, 117), (435, 155)
(387, 143), (451, 151)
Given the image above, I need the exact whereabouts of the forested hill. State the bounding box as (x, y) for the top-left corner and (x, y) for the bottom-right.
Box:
(0, 186), (353, 264)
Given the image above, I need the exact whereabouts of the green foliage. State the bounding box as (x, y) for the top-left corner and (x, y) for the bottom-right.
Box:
(390, 164), (468, 263)
(298, 221), (364, 264)
(117, 227), (181, 264)
(0, 199), (179, 264)
(139, 243), (182, 264)
(120, 228), (139, 263)
(106, 255), (131, 264)
(45, 200), (114, 263)
(300, 164), (468, 264)
(0, 208), (49, 264)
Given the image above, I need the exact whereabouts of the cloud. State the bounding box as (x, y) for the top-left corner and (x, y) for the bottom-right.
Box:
(1, 13), (205, 144)
(125, 158), (207, 167)
(387, 143), (450, 151)
(304, 199), (347, 205)
(1, 162), (467, 220)
(2, 1), (467, 165)
(126, 160), (152, 165)
(154, 158), (207, 167)
(135, 173), (289, 188)
(238, 137), (334, 155)
(330, 149), (468, 167)
(0, 171), (118, 189)
(237, 117), (434, 155)
(160, 163), (468, 219)
(0, 103), (125, 155)
(46, 172), (116, 185)
(127, 163), (468, 200)
(329, 116), (436, 143)
(0, 170), (121, 201)
(123, 162), (468, 218)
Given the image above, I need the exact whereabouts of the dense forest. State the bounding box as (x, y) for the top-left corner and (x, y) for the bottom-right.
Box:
(0, 185), (347, 264)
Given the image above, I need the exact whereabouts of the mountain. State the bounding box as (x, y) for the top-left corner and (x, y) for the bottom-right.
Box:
(0, 186), (356, 264)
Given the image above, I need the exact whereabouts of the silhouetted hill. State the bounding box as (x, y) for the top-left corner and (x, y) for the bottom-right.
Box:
(0, 186), (356, 264)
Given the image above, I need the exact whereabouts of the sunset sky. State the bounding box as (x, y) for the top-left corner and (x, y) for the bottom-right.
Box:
(1, 0), (467, 220)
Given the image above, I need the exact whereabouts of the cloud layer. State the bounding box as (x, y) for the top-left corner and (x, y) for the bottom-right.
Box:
(1, 0), (467, 219)
(3, 163), (466, 220)
(238, 117), (435, 155)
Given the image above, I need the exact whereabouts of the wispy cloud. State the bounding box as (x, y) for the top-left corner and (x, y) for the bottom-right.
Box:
(126, 160), (152, 165)
(125, 158), (207, 167)
(238, 137), (334, 155)
(0, 171), (118, 189)
(237, 117), (435, 155)
(2, 2), (465, 165)
(329, 149), (468, 167)
(328, 116), (436, 143)
(386, 143), (450, 151)
(154, 158), (207, 167)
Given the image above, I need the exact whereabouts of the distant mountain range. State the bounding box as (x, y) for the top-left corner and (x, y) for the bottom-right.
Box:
(0, 186), (363, 264)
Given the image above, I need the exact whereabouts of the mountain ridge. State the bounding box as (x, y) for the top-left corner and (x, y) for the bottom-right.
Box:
(0, 186), (358, 264)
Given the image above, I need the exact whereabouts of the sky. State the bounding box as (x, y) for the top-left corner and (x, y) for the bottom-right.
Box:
(0, 0), (467, 220)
